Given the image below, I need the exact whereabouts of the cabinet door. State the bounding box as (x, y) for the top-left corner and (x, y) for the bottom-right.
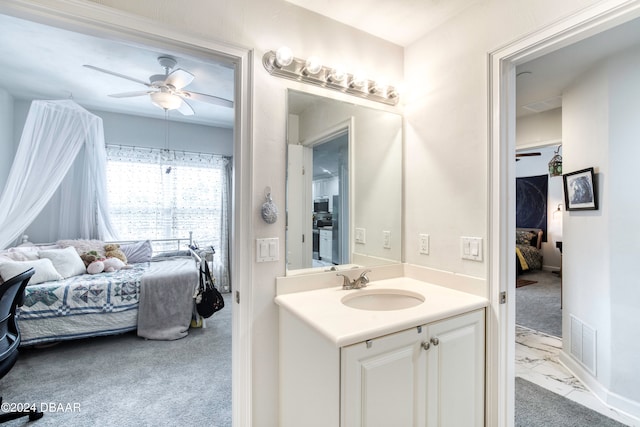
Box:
(341, 326), (427, 427)
(425, 309), (485, 427)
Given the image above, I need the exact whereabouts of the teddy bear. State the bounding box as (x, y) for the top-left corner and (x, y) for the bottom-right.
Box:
(80, 251), (100, 267)
(104, 243), (127, 264)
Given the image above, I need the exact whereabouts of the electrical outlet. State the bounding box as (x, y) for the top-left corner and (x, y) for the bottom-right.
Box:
(383, 231), (391, 249)
(419, 234), (429, 255)
(355, 228), (366, 244)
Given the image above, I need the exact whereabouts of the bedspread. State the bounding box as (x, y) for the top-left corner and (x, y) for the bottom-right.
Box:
(17, 263), (148, 345)
(516, 243), (542, 272)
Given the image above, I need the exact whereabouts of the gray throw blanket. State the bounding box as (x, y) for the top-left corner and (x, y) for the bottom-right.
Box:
(137, 257), (199, 340)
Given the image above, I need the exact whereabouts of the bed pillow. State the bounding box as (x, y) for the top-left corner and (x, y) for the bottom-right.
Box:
(515, 230), (536, 246)
(0, 258), (63, 285)
(121, 240), (152, 264)
(38, 246), (87, 278)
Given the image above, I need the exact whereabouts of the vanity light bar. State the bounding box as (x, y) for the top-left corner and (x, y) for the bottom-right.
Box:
(262, 49), (399, 106)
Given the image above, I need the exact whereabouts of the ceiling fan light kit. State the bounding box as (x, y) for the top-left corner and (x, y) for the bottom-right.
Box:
(83, 55), (233, 116)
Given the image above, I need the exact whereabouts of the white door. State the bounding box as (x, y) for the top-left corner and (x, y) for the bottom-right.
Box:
(425, 310), (485, 427)
(341, 326), (427, 427)
(286, 144), (312, 270)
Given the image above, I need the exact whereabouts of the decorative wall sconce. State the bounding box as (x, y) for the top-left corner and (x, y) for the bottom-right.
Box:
(262, 47), (399, 106)
(548, 146), (563, 177)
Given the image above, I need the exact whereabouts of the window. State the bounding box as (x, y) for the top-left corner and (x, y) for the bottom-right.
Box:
(106, 145), (230, 253)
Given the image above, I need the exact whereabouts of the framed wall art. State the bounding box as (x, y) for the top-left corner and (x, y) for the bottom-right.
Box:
(563, 167), (598, 211)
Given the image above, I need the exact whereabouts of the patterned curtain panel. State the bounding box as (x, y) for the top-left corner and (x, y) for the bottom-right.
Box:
(106, 145), (231, 289)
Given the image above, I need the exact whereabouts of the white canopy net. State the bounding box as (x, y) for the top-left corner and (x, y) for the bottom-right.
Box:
(0, 100), (118, 249)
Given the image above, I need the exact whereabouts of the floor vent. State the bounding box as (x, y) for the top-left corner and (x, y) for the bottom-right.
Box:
(570, 315), (596, 375)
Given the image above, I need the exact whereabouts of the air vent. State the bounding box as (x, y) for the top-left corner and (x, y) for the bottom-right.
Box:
(570, 315), (596, 375)
(522, 96), (562, 113)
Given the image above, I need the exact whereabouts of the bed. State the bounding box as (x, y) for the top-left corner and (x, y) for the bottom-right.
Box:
(0, 239), (200, 346)
(516, 227), (543, 276)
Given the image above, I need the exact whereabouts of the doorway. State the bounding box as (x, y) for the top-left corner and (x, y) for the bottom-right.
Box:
(0, 2), (252, 425)
(488, 3), (640, 426)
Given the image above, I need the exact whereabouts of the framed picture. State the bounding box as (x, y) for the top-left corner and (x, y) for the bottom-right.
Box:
(563, 167), (598, 211)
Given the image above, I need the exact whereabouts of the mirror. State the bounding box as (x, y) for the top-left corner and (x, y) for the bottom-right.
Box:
(286, 90), (402, 275)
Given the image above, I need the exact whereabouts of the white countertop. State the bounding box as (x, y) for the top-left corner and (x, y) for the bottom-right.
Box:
(275, 277), (488, 347)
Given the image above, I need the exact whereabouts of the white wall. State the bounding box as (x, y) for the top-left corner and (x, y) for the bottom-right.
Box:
(403, 0), (603, 278)
(516, 108), (562, 148)
(514, 144), (563, 270)
(562, 45), (640, 409)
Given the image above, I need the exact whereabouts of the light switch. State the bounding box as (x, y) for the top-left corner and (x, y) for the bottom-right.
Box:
(461, 237), (483, 261)
(257, 237), (279, 262)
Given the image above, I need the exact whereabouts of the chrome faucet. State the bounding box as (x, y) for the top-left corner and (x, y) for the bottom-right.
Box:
(337, 270), (371, 290)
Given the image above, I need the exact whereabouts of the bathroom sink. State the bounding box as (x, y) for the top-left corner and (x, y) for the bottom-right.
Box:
(341, 289), (425, 311)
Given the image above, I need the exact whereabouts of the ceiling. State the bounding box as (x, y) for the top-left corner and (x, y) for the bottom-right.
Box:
(285, 0), (481, 47)
(0, 14), (235, 128)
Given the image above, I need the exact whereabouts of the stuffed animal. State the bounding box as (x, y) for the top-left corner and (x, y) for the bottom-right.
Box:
(80, 251), (100, 267)
(85, 257), (125, 274)
(86, 260), (105, 274)
(102, 257), (125, 272)
(104, 243), (127, 264)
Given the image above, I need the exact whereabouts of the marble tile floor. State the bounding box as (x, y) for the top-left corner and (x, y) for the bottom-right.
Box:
(516, 325), (638, 426)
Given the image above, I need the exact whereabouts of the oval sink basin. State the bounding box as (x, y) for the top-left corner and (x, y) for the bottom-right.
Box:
(341, 289), (425, 311)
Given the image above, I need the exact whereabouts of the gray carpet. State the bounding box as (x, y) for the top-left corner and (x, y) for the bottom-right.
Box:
(516, 270), (562, 337)
(1, 294), (231, 427)
(515, 377), (628, 426)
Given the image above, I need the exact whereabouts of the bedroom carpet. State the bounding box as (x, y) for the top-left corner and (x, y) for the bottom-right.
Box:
(0, 293), (232, 427)
(516, 270), (562, 337)
(515, 377), (627, 426)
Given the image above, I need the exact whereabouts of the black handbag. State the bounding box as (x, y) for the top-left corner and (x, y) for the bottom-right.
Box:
(195, 260), (224, 318)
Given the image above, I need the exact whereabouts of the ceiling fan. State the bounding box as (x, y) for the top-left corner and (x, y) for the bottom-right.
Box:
(515, 152), (541, 161)
(83, 56), (233, 116)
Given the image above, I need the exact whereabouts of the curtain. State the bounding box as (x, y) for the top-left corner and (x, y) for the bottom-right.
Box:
(106, 145), (231, 289)
(0, 100), (117, 249)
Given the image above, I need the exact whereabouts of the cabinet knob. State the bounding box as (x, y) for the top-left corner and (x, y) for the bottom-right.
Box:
(421, 341), (430, 351)
(430, 337), (440, 346)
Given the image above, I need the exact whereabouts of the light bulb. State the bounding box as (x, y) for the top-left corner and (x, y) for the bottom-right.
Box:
(350, 71), (368, 90)
(275, 46), (294, 68)
(328, 65), (347, 83)
(304, 56), (322, 75)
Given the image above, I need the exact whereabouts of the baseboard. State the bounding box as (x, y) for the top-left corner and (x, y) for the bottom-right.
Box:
(559, 350), (640, 421)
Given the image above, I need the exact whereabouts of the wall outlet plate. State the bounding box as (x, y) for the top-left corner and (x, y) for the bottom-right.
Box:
(383, 231), (391, 249)
(419, 234), (429, 255)
(355, 228), (366, 244)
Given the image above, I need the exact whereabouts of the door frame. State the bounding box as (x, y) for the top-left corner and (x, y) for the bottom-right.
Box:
(487, 1), (640, 425)
(0, 0), (254, 425)
(300, 118), (354, 266)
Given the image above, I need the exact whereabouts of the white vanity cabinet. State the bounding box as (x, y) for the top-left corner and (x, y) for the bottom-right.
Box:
(279, 307), (485, 427)
(341, 309), (485, 427)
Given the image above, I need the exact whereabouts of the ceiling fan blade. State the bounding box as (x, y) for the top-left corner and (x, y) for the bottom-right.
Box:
(177, 98), (195, 116)
(108, 90), (155, 98)
(83, 64), (151, 87)
(516, 152), (542, 157)
(184, 90), (234, 108)
(165, 68), (194, 90)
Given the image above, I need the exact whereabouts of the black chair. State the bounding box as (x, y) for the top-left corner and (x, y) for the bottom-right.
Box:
(0, 268), (43, 423)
